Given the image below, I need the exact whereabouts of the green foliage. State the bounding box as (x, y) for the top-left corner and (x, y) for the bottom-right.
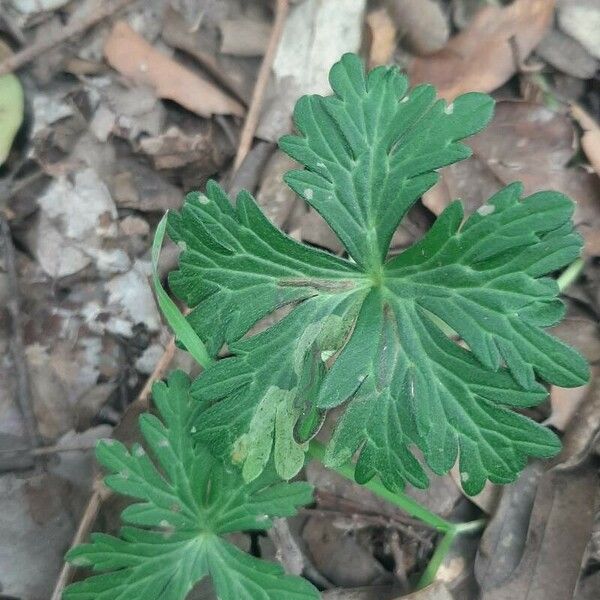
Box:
(64, 371), (318, 600)
(169, 53), (588, 496)
(0, 73), (24, 166)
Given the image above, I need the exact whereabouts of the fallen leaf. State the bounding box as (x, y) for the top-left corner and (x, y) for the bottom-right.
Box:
(27, 168), (126, 278)
(546, 382), (591, 432)
(303, 517), (391, 587)
(10, 0), (70, 14)
(451, 0), (488, 29)
(320, 585), (405, 599)
(536, 28), (598, 79)
(0, 472), (75, 598)
(88, 80), (166, 142)
(409, 0), (555, 99)
(558, 0), (600, 60)
(395, 582), (454, 599)
(162, 6), (256, 104)
(256, 0), (367, 141)
(571, 103), (600, 177)
(475, 461), (546, 591)
(387, 0), (449, 56)
(137, 124), (228, 170)
(103, 21), (244, 119)
(104, 259), (162, 336)
(478, 375), (600, 600)
(219, 18), (272, 57)
(111, 158), (182, 211)
(256, 150), (300, 227)
(480, 454), (598, 600)
(422, 101), (600, 256)
(365, 8), (397, 68)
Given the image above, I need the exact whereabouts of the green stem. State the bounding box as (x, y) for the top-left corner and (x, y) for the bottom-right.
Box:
(307, 440), (453, 532)
(152, 219), (489, 587)
(417, 529), (457, 588)
(307, 440), (487, 587)
(416, 518), (486, 589)
(557, 258), (584, 292)
(152, 214), (214, 369)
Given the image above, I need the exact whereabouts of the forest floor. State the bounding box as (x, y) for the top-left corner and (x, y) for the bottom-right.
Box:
(0, 0), (599, 599)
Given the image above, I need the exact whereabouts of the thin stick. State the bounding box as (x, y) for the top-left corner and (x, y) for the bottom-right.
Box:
(50, 336), (176, 598)
(557, 258), (585, 292)
(50, 479), (109, 600)
(0, 0), (136, 76)
(136, 337), (177, 409)
(0, 215), (41, 449)
(232, 0), (289, 172)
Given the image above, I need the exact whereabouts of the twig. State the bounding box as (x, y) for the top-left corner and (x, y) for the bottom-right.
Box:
(0, 0), (136, 76)
(232, 0), (289, 172)
(50, 478), (110, 600)
(388, 530), (410, 590)
(268, 518), (334, 589)
(0, 10), (27, 46)
(0, 215), (41, 450)
(571, 103), (599, 132)
(301, 506), (433, 546)
(314, 488), (439, 532)
(49, 336), (177, 599)
(228, 140), (275, 198)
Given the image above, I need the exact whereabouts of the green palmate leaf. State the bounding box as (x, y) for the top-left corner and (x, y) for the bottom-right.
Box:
(168, 53), (588, 496)
(65, 371), (318, 600)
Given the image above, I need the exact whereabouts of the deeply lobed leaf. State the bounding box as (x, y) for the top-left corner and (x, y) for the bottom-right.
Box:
(65, 371), (318, 600)
(280, 53), (494, 271)
(167, 54), (588, 496)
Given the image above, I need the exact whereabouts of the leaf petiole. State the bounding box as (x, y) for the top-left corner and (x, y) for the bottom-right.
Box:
(307, 439), (486, 587)
(306, 440), (453, 532)
(152, 214), (214, 369)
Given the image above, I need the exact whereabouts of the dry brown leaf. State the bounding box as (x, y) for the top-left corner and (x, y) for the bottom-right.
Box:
(303, 517), (390, 587)
(394, 582), (454, 599)
(387, 0), (449, 56)
(477, 375), (600, 600)
(409, 0), (555, 100)
(256, 150), (299, 227)
(581, 130), (600, 177)
(137, 125), (228, 171)
(103, 21), (244, 119)
(480, 445), (599, 600)
(365, 8), (397, 68)
(322, 586), (404, 600)
(536, 28), (599, 79)
(450, 464), (500, 514)
(571, 103), (600, 177)
(546, 382), (591, 432)
(219, 19), (272, 57)
(422, 101), (600, 256)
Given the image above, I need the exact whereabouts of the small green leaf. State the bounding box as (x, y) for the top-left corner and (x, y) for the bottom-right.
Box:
(0, 73), (24, 166)
(151, 214), (212, 368)
(65, 371), (318, 600)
